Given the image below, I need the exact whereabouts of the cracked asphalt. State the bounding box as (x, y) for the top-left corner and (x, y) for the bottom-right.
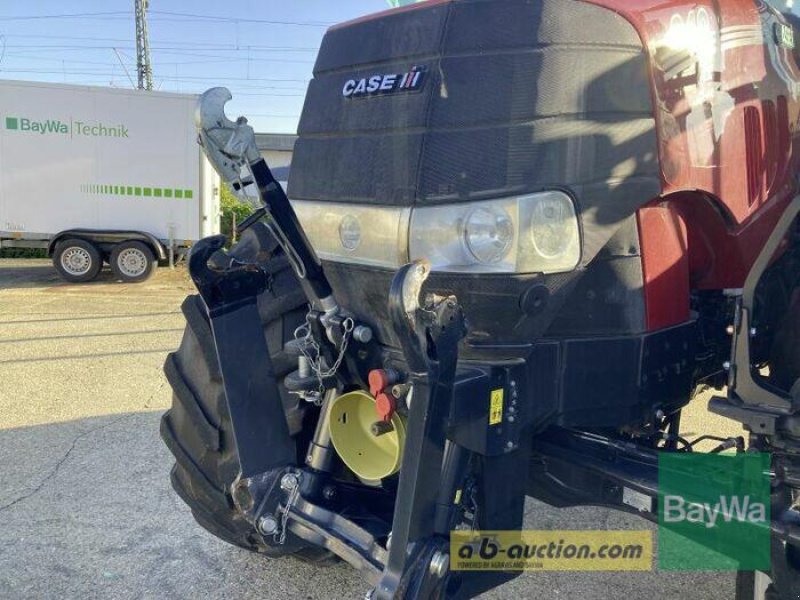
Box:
(0, 258), (738, 599)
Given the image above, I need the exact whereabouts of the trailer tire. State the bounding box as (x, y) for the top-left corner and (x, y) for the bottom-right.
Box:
(110, 240), (157, 283)
(160, 228), (330, 559)
(53, 238), (102, 283)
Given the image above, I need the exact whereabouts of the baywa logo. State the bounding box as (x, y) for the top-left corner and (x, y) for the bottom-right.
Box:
(663, 493), (767, 528)
(658, 452), (771, 571)
(4, 116), (129, 138)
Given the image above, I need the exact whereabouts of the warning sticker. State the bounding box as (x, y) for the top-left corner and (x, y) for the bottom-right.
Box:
(489, 389), (504, 425)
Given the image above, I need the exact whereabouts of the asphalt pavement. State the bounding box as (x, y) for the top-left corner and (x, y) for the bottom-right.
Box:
(0, 258), (736, 599)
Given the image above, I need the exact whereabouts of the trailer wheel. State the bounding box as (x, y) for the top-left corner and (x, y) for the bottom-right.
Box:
(110, 240), (157, 283)
(53, 238), (102, 283)
(160, 226), (332, 561)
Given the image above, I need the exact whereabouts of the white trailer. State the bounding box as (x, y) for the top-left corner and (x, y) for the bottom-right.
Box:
(0, 79), (220, 282)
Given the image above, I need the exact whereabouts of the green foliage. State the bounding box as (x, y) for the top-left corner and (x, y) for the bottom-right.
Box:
(219, 185), (254, 241)
(0, 247), (47, 258)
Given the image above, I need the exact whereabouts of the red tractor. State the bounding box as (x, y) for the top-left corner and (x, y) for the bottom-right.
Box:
(161, 1), (800, 597)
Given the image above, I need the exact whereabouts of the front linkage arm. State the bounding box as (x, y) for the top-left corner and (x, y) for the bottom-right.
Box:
(374, 261), (466, 600)
(196, 86), (335, 313)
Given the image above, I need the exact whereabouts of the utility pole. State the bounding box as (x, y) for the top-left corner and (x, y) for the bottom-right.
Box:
(134, 0), (153, 90)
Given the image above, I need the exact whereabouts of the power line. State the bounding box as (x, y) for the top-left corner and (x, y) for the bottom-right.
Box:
(2, 52), (135, 67)
(0, 10), (331, 26)
(0, 68), (309, 92)
(0, 34), (319, 52)
(1, 53), (303, 74)
(0, 11), (131, 21)
(3, 45), (316, 64)
(113, 47), (136, 88)
(1, 52), (313, 81)
(148, 10), (332, 26)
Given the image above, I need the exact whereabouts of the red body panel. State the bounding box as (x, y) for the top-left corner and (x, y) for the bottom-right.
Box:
(638, 205), (691, 329)
(331, 0), (799, 328)
(583, 0), (799, 291)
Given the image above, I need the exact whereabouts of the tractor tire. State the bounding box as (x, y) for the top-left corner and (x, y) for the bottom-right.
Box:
(770, 289), (800, 394)
(160, 228), (311, 554)
(735, 571), (780, 600)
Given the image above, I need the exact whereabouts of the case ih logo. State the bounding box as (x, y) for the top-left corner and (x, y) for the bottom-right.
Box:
(342, 66), (426, 98)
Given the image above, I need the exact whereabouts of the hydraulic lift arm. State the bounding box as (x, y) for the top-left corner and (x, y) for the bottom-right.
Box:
(195, 87), (336, 314)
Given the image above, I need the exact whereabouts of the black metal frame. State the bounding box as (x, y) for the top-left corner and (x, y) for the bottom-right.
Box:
(184, 150), (800, 598)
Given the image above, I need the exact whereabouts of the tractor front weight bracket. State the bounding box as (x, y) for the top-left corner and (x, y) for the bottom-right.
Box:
(188, 236), (296, 524)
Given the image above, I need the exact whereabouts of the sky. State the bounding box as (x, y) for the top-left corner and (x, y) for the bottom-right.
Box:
(2, 1), (799, 134)
(0, 1), (391, 133)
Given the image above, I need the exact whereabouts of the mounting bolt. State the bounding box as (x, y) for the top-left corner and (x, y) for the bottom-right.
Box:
(723, 361), (731, 371)
(353, 325), (373, 344)
(429, 551), (449, 578)
(322, 485), (336, 500)
(298, 355), (311, 378)
(726, 325), (735, 335)
(655, 409), (665, 421)
(257, 515), (279, 536)
(505, 441), (515, 451)
(750, 327), (757, 337)
(507, 415), (516, 423)
(281, 472), (299, 492)
(391, 383), (411, 400)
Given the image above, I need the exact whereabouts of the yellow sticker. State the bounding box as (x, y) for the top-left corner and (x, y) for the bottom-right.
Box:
(489, 389), (504, 425)
(454, 489), (462, 505)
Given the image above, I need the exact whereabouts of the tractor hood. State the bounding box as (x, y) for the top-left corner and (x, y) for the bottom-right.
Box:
(290, 0), (661, 228)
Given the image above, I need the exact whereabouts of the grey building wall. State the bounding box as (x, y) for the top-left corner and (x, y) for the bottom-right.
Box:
(255, 133), (297, 173)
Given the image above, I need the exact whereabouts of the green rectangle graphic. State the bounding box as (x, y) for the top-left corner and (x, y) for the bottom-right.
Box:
(658, 452), (771, 571)
(5, 117), (18, 130)
(81, 183), (186, 199)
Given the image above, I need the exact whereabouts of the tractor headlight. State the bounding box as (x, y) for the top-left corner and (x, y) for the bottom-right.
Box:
(409, 191), (580, 273)
(291, 190), (580, 274)
(464, 207), (515, 264)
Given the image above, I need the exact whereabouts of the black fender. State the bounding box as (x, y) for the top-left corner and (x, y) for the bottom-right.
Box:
(48, 229), (167, 261)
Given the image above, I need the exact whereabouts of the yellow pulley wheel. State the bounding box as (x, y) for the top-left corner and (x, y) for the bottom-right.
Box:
(328, 390), (406, 482)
